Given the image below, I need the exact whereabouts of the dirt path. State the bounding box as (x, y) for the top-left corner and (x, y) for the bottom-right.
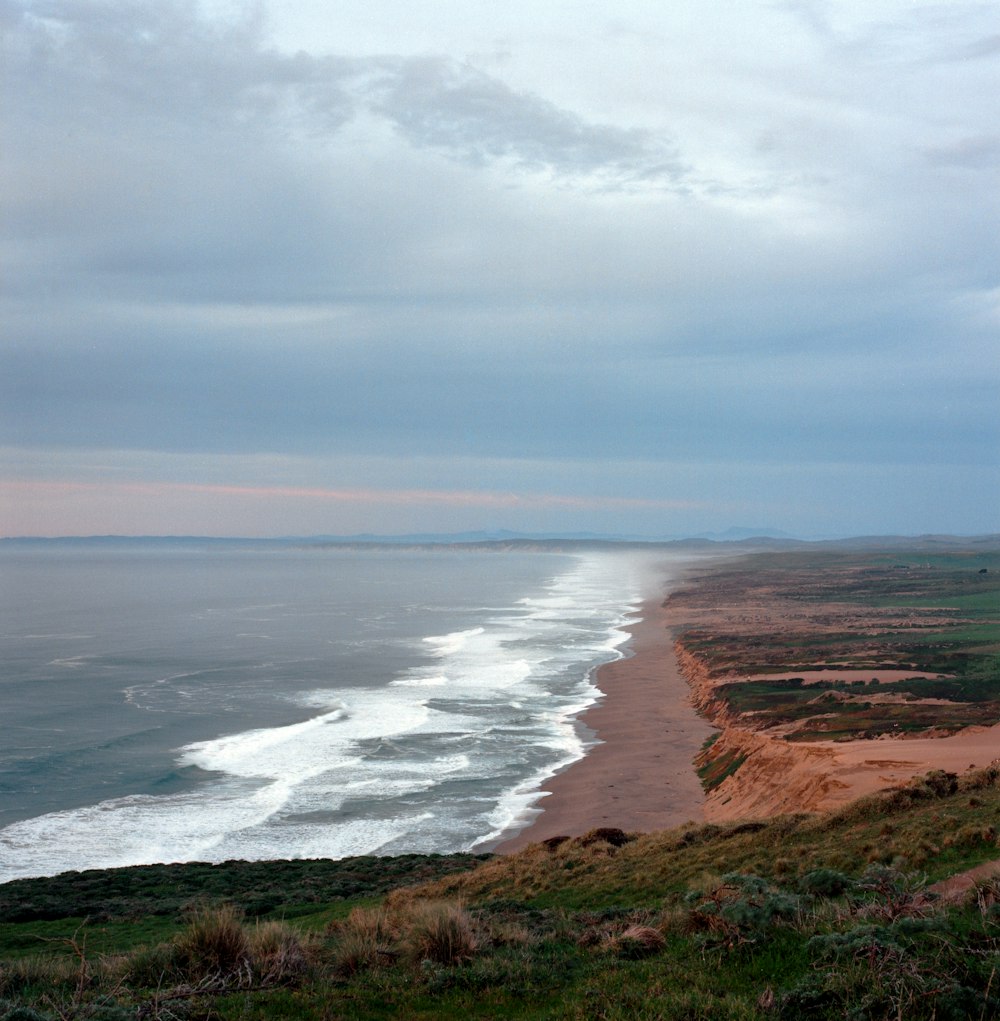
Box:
(927, 859), (1000, 903)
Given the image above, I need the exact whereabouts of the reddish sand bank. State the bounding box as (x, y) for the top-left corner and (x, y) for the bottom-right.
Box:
(700, 724), (1000, 823)
(493, 596), (714, 852)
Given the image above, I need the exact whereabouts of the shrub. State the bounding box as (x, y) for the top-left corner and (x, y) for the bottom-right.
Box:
(541, 835), (571, 852)
(777, 979), (844, 1019)
(921, 770), (960, 797)
(479, 918), (535, 948)
(685, 874), (802, 951)
(112, 941), (180, 989)
(798, 868), (852, 898)
(852, 864), (927, 922)
(0, 1007), (53, 1021)
(943, 823), (996, 849)
(959, 765), (1000, 791)
(578, 828), (634, 848)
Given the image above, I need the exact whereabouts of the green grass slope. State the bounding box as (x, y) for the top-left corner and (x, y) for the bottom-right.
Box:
(4, 769), (1000, 1020)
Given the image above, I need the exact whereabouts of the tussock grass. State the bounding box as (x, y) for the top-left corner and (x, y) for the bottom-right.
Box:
(604, 924), (666, 958)
(247, 919), (310, 984)
(173, 903), (250, 982)
(0, 953), (81, 996)
(402, 900), (478, 965)
(325, 906), (398, 975)
(323, 900), (480, 974)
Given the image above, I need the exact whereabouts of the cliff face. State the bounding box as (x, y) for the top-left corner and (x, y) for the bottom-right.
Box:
(668, 549), (1000, 821)
(673, 641), (736, 726)
(692, 724), (847, 820)
(676, 636), (851, 820)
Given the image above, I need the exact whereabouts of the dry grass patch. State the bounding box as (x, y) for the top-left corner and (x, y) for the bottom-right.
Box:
(603, 924), (666, 958)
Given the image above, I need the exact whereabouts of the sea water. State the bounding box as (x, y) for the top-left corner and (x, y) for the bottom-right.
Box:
(0, 543), (672, 881)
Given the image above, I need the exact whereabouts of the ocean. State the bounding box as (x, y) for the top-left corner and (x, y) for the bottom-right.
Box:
(0, 543), (674, 882)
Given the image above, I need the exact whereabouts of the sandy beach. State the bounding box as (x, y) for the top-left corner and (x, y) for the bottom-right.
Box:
(490, 547), (1000, 852)
(493, 593), (715, 852)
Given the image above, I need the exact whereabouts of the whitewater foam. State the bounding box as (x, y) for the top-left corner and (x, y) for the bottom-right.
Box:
(0, 549), (675, 881)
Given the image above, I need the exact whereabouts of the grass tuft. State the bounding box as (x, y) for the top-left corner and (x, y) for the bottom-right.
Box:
(173, 903), (250, 982)
(402, 901), (478, 966)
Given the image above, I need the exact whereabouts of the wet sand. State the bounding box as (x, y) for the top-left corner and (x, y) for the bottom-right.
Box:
(493, 595), (715, 852)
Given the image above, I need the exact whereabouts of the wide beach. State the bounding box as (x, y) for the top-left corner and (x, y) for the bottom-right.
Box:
(493, 590), (715, 851)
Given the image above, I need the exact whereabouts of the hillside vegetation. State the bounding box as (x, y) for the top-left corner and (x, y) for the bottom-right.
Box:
(672, 549), (1000, 745)
(4, 768), (1000, 1019)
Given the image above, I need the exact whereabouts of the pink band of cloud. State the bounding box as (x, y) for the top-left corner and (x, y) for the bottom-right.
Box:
(2, 479), (702, 512)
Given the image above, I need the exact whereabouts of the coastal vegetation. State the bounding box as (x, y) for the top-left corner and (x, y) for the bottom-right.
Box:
(4, 767), (1000, 1018)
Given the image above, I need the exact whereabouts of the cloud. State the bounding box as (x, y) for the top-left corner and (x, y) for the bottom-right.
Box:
(6, 0), (680, 184)
(2, 0), (998, 537)
(924, 135), (1000, 170)
(367, 56), (686, 182)
(943, 32), (1000, 62)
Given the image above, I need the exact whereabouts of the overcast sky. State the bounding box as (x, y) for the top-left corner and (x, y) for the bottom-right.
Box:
(2, 0), (998, 538)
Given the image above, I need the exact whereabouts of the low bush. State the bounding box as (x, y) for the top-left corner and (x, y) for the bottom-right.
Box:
(578, 828), (634, 849)
(110, 940), (179, 989)
(851, 864), (928, 922)
(798, 867), (852, 897)
(685, 873), (802, 951)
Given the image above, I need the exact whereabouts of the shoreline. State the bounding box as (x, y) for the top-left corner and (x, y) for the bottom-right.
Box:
(490, 592), (715, 852)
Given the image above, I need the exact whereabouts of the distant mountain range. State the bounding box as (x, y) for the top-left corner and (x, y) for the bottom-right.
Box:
(3, 530), (998, 551)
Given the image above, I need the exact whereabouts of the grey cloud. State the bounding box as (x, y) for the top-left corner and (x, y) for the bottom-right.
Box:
(3, 0), (692, 313)
(776, 1), (834, 41)
(6, 1), (679, 183)
(776, 2), (1000, 71)
(944, 33), (1000, 62)
(3, 0), (998, 538)
(2, 311), (995, 470)
(11, 2), (324, 125)
(925, 135), (1000, 170)
(367, 56), (686, 182)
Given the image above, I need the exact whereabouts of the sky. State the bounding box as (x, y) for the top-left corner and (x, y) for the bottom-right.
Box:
(2, 0), (998, 539)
